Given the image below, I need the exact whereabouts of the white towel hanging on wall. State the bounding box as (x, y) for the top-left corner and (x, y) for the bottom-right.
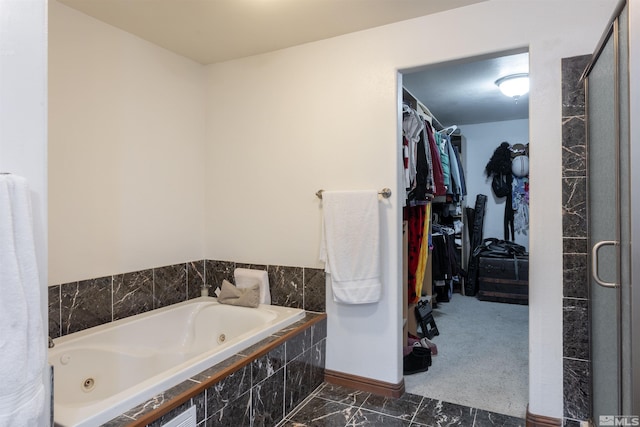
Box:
(0, 174), (46, 426)
(319, 190), (382, 304)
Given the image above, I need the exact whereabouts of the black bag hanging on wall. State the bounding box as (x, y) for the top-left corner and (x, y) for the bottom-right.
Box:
(491, 173), (511, 198)
(485, 142), (515, 241)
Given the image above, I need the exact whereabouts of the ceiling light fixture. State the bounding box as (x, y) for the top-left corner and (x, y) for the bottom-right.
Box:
(495, 73), (529, 101)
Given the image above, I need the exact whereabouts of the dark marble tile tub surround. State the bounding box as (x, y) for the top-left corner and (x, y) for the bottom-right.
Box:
(561, 54), (591, 423)
(154, 263), (188, 309)
(47, 285), (61, 339)
(113, 269), (154, 321)
(60, 276), (112, 335)
(49, 259), (325, 338)
(279, 383), (525, 427)
(101, 313), (326, 427)
(204, 259), (236, 294)
(187, 260), (205, 300)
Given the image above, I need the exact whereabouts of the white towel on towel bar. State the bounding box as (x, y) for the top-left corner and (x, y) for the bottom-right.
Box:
(0, 174), (46, 426)
(319, 190), (382, 304)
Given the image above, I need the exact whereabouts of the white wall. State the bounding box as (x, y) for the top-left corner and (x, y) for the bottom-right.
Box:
(0, 0), (49, 423)
(461, 119), (530, 250)
(48, 1), (208, 285)
(203, 0), (616, 418)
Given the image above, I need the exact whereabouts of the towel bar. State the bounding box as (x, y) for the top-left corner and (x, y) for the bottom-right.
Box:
(316, 188), (392, 199)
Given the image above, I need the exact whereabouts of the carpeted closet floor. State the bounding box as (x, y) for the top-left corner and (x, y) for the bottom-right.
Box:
(404, 294), (529, 419)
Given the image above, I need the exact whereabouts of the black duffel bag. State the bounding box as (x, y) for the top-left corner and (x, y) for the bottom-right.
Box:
(473, 238), (526, 258)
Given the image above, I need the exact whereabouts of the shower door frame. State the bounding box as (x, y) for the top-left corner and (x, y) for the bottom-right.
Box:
(629, 0), (640, 415)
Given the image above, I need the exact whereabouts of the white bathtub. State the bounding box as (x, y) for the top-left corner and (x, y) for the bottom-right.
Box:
(49, 297), (305, 427)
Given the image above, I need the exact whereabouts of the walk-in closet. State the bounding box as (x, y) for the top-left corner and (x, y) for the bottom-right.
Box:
(399, 50), (530, 419)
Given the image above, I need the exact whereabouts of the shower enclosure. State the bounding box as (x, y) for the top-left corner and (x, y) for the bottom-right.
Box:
(583, 0), (639, 421)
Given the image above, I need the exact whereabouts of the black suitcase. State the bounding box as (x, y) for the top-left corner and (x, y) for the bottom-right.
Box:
(478, 255), (528, 280)
(477, 254), (528, 304)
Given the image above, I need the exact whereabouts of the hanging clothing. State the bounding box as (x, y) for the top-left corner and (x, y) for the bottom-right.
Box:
(445, 136), (461, 198)
(504, 191), (515, 241)
(403, 136), (411, 191)
(402, 105), (423, 194)
(403, 104), (433, 205)
(425, 122), (446, 196)
(512, 176), (529, 235)
(401, 95), (467, 309)
(412, 131), (431, 205)
(413, 203), (432, 302)
(405, 205), (426, 304)
(424, 130), (435, 198)
(431, 225), (459, 281)
(449, 141), (467, 196)
(436, 132), (450, 191)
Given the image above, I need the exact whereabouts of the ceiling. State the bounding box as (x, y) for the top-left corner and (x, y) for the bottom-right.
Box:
(57, 0), (527, 127)
(57, 0), (486, 65)
(402, 51), (530, 127)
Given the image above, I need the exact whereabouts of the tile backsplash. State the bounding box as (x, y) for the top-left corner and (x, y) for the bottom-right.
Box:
(49, 260), (326, 339)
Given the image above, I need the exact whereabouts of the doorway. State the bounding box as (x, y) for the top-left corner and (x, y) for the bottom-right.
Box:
(399, 50), (530, 418)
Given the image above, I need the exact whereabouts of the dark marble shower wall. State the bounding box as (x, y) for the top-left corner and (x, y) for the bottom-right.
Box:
(48, 260), (326, 338)
(561, 55), (591, 425)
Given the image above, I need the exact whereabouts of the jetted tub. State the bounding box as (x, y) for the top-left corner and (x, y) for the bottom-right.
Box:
(49, 297), (305, 427)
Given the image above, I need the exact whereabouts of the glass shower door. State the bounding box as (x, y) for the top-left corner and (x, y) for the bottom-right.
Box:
(586, 2), (634, 422)
(587, 21), (621, 420)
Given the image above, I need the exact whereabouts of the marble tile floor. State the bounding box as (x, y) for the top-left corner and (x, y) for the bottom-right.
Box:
(277, 382), (525, 427)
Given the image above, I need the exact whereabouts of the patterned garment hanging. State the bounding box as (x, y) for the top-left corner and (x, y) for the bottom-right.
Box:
(405, 205), (426, 304)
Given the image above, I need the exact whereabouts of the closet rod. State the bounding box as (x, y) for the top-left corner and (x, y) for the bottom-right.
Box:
(403, 87), (447, 130)
(316, 188), (392, 199)
(416, 102), (446, 130)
